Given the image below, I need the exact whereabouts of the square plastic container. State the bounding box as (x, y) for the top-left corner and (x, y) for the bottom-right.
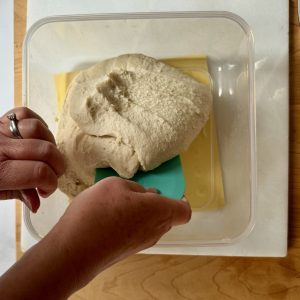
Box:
(23, 12), (256, 246)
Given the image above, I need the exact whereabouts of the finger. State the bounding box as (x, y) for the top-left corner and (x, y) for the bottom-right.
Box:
(0, 107), (47, 127)
(0, 118), (55, 143)
(0, 189), (40, 213)
(169, 199), (192, 226)
(4, 139), (65, 176)
(0, 160), (58, 197)
(123, 179), (147, 193)
(19, 118), (55, 143)
(144, 193), (192, 226)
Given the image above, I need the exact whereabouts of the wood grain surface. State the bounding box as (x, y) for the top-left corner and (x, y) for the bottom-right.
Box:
(13, 0), (300, 299)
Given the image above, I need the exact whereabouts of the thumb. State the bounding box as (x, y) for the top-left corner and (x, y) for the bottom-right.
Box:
(145, 193), (192, 226)
(170, 197), (192, 226)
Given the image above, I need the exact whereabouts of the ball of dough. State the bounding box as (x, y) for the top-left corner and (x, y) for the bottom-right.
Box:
(57, 54), (211, 197)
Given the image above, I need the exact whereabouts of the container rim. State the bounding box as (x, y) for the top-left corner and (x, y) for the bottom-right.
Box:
(23, 11), (254, 54)
(22, 11), (257, 248)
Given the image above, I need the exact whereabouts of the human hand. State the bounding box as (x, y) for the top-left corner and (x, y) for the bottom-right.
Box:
(0, 177), (191, 300)
(54, 177), (191, 290)
(0, 107), (65, 212)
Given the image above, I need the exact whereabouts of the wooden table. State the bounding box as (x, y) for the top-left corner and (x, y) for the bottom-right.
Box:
(14, 0), (300, 299)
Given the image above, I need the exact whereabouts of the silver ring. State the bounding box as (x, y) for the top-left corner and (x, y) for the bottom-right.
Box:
(7, 112), (23, 139)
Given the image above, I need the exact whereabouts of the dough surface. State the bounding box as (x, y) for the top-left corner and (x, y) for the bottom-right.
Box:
(57, 54), (211, 197)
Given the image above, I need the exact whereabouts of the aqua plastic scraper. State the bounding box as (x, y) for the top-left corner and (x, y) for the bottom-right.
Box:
(95, 156), (185, 200)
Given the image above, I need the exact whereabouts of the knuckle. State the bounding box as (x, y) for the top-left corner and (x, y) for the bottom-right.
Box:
(34, 162), (52, 182)
(0, 138), (14, 160)
(35, 162), (50, 179)
(102, 176), (123, 187)
(41, 141), (55, 158)
(39, 141), (65, 176)
(18, 107), (33, 119)
(97, 176), (126, 196)
(30, 119), (43, 137)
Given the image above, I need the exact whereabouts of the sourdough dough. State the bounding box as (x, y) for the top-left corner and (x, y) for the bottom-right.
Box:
(57, 54), (211, 197)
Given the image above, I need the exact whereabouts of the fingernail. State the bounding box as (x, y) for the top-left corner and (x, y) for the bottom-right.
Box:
(20, 193), (33, 212)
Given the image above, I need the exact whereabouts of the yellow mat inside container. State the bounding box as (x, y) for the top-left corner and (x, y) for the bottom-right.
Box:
(54, 56), (224, 210)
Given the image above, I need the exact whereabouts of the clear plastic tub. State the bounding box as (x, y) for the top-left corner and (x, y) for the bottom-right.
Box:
(23, 12), (256, 246)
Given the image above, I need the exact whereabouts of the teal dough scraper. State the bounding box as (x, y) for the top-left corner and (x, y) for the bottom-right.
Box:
(95, 156), (185, 200)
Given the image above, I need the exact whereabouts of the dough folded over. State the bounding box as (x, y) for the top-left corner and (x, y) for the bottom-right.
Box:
(57, 54), (211, 197)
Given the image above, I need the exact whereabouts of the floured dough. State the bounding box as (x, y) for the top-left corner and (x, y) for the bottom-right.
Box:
(57, 54), (211, 197)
